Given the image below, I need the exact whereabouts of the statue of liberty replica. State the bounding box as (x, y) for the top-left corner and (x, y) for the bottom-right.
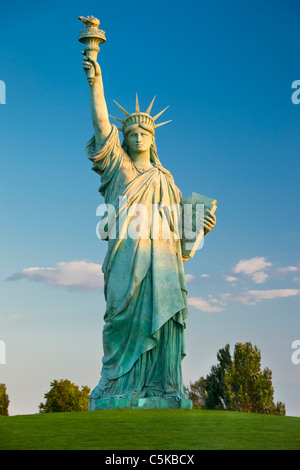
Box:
(78, 16), (217, 410)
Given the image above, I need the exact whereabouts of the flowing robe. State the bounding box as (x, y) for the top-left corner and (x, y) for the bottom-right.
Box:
(87, 125), (189, 399)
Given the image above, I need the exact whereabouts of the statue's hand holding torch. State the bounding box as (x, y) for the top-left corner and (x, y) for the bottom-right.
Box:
(78, 16), (106, 85)
(82, 51), (101, 84)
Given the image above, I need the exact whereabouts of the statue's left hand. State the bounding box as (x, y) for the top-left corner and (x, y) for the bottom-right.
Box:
(203, 210), (216, 235)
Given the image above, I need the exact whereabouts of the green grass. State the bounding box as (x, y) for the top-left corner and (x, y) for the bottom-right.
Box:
(0, 409), (300, 450)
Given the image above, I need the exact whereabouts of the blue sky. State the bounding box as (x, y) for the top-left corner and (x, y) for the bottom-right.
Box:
(1, 0), (300, 417)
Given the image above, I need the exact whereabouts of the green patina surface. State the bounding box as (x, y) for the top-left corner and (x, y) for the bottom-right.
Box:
(87, 126), (189, 403)
(79, 19), (217, 408)
(89, 397), (193, 410)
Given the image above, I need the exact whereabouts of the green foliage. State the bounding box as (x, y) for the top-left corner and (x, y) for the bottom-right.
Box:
(189, 342), (286, 416)
(225, 343), (272, 414)
(186, 377), (206, 408)
(39, 379), (90, 413)
(0, 384), (9, 416)
(205, 344), (232, 410)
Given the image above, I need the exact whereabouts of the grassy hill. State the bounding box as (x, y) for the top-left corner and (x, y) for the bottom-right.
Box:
(1, 409), (300, 450)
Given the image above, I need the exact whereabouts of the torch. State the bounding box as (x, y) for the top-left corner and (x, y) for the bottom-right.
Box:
(78, 16), (106, 85)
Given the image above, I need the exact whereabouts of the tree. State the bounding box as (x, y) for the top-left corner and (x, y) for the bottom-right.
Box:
(205, 344), (232, 410)
(39, 379), (90, 413)
(186, 377), (206, 408)
(189, 342), (286, 415)
(224, 342), (285, 415)
(0, 384), (9, 416)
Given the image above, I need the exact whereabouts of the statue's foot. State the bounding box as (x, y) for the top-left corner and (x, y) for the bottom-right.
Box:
(144, 389), (164, 398)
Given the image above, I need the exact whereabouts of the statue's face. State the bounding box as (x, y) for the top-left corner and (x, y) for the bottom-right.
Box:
(125, 128), (153, 153)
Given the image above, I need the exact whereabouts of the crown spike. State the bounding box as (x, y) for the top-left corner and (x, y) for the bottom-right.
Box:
(154, 120), (172, 128)
(153, 106), (169, 121)
(113, 100), (130, 116)
(135, 93), (140, 113)
(146, 95), (156, 114)
(109, 115), (125, 124)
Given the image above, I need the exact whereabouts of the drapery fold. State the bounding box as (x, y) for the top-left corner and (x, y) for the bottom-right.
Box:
(87, 125), (189, 398)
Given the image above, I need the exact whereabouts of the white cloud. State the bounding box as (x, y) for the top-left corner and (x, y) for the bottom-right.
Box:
(274, 266), (299, 275)
(188, 297), (223, 313)
(200, 274), (210, 278)
(250, 271), (269, 284)
(219, 289), (299, 306)
(185, 274), (196, 283)
(224, 275), (238, 282)
(232, 256), (272, 283)
(230, 258), (300, 284)
(233, 257), (272, 275)
(188, 288), (299, 312)
(7, 261), (104, 292)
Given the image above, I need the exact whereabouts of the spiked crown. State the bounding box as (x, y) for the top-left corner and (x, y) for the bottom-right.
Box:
(109, 94), (172, 136)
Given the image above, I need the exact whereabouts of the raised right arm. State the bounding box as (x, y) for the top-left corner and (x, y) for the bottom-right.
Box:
(82, 52), (112, 149)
